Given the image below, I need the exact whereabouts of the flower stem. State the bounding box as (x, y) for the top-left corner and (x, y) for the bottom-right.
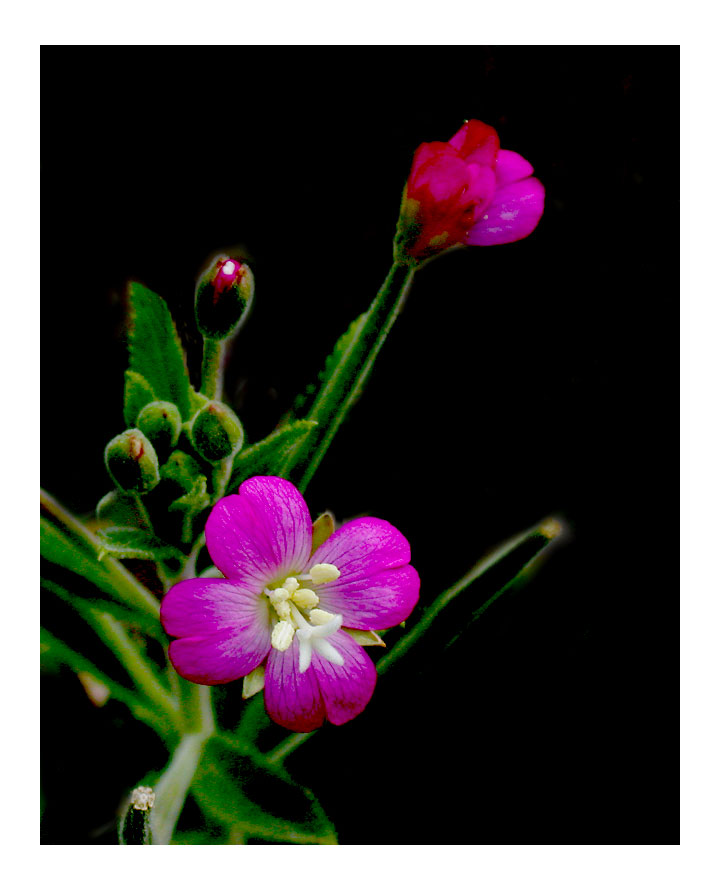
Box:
(200, 336), (224, 400)
(279, 260), (416, 491)
(150, 732), (208, 844)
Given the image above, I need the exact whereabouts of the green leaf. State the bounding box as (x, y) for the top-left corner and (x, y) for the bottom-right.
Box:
(123, 370), (157, 427)
(192, 734), (337, 844)
(40, 627), (160, 729)
(41, 490), (162, 630)
(42, 575), (163, 640)
(96, 526), (185, 564)
(226, 420), (318, 494)
(169, 477), (211, 544)
(127, 282), (192, 420)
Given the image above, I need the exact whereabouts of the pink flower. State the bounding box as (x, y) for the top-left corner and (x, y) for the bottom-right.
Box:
(161, 476), (420, 731)
(398, 119), (545, 261)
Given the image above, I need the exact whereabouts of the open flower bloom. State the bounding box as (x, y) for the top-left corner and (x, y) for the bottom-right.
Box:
(398, 118), (545, 261)
(161, 476), (420, 731)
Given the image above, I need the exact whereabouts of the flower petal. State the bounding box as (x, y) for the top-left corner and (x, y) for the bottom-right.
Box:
(494, 149), (535, 187)
(447, 119), (500, 166)
(264, 638), (326, 731)
(162, 578), (272, 685)
(205, 476), (312, 586)
(408, 143), (470, 206)
(169, 624), (270, 685)
(465, 177), (545, 247)
(310, 517), (420, 630)
(313, 630), (377, 726)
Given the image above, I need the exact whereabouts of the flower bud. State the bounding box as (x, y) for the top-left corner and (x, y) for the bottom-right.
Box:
(160, 449), (203, 492)
(195, 256), (254, 340)
(190, 401), (244, 463)
(104, 429), (160, 494)
(136, 401), (182, 456)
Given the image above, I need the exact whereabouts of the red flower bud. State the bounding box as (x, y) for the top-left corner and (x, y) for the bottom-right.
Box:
(395, 119), (545, 262)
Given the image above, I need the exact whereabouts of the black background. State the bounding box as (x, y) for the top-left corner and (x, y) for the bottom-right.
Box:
(41, 47), (679, 843)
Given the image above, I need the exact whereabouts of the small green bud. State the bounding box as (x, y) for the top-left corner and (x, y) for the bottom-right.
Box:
(160, 449), (203, 492)
(136, 401), (182, 455)
(190, 401), (244, 463)
(104, 429), (160, 494)
(119, 786), (154, 845)
(195, 256), (254, 339)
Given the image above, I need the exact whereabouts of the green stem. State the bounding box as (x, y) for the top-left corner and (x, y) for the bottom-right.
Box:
(200, 337), (224, 400)
(41, 489), (161, 620)
(131, 493), (172, 591)
(151, 732), (208, 845)
(279, 260), (416, 491)
(95, 612), (181, 729)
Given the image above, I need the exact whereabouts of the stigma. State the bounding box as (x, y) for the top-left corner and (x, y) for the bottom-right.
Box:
(264, 562), (344, 672)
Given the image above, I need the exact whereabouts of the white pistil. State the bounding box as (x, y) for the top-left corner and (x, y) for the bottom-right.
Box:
(290, 603), (344, 673)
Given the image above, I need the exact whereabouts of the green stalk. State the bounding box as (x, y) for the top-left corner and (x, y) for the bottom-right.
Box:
(200, 337), (224, 399)
(279, 260), (416, 491)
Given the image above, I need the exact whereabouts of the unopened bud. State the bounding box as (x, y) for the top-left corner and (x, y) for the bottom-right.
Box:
(136, 401), (182, 456)
(190, 401), (244, 463)
(104, 429), (160, 494)
(160, 449), (202, 492)
(195, 256), (254, 340)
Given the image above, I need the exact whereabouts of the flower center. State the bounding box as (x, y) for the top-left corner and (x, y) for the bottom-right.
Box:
(264, 562), (344, 673)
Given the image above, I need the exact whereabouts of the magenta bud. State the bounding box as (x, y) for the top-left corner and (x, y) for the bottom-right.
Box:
(195, 256), (254, 339)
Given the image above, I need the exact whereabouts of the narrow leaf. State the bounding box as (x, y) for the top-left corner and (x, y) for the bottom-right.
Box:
(123, 370), (156, 427)
(192, 734), (337, 844)
(127, 282), (192, 420)
(226, 420), (317, 494)
(96, 526), (185, 564)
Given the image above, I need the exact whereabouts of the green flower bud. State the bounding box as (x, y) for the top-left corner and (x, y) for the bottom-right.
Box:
(136, 401), (182, 456)
(104, 429), (160, 494)
(160, 449), (203, 492)
(190, 401), (244, 463)
(195, 256), (254, 340)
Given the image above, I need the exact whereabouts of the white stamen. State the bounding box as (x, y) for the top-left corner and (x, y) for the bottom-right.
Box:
(292, 588), (320, 609)
(308, 563), (341, 585)
(271, 620), (295, 651)
(222, 260), (236, 275)
(283, 577), (300, 594)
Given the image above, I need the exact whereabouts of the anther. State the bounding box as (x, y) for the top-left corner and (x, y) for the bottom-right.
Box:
(308, 563), (341, 585)
(271, 620), (295, 652)
(309, 608), (335, 626)
(292, 588), (320, 610)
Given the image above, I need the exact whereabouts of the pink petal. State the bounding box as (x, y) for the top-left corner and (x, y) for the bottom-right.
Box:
(161, 578), (268, 637)
(310, 517), (420, 630)
(168, 623), (270, 685)
(465, 177), (545, 247)
(447, 119), (500, 167)
(312, 631), (377, 726)
(264, 638), (326, 731)
(409, 144), (470, 206)
(495, 149), (535, 187)
(205, 476), (312, 587)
